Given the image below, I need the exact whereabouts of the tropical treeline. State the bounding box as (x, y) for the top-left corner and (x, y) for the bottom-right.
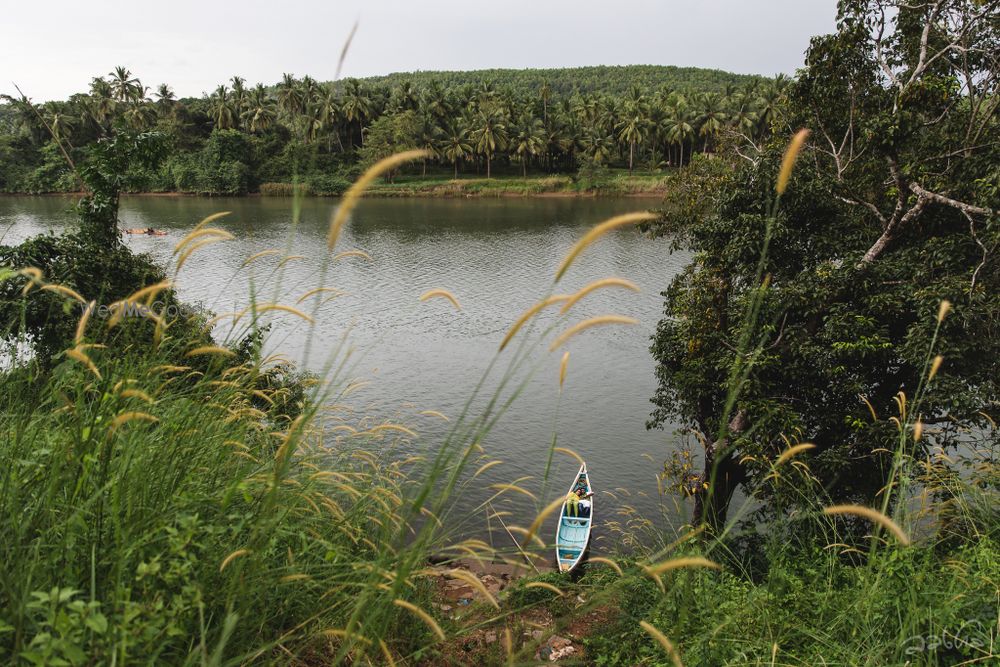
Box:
(0, 65), (789, 194)
(359, 64), (762, 96)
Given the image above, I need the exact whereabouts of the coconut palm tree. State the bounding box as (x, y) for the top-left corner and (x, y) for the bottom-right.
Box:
(230, 76), (248, 122)
(440, 121), (473, 178)
(243, 84), (276, 134)
(755, 83), (784, 136)
(471, 107), (507, 179)
(617, 104), (647, 175)
(88, 78), (116, 129)
(729, 103), (758, 138)
(276, 73), (304, 119)
(123, 99), (156, 130)
(210, 85), (237, 130)
(109, 67), (141, 104)
(421, 80), (451, 120)
(44, 108), (75, 144)
(390, 81), (418, 112)
(153, 84), (176, 119)
(542, 116), (572, 171)
(314, 85), (343, 149)
(340, 79), (372, 147)
(581, 128), (614, 165)
(300, 76), (321, 108)
(664, 108), (696, 167)
(696, 92), (727, 152)
(412, 112), (439, 176)
(540, 81), (552, 125)
(510, 112), (544, 176)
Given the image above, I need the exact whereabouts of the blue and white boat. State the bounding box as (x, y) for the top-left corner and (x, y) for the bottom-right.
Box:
(555, 462), (593, 573)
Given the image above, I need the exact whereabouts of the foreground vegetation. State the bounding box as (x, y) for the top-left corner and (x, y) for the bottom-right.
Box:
(0, 0), (997, 664)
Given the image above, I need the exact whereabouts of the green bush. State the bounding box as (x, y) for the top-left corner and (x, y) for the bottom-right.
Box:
(258, 181), (311, 197)
(575, 160), (611, 191)
(306, 173), (351, 196)
(22, 142), (78, 193)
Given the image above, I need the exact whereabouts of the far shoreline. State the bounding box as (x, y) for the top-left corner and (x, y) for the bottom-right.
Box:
(0, 173), (671, 201)
(0, 189), (666, 200)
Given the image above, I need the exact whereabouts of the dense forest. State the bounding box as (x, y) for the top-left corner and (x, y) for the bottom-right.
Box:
(0, 65), (787, 195)
(359, 64), (763, 96)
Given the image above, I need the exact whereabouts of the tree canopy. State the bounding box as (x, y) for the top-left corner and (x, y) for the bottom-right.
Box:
(0, 65), (787, 195)
(649, 0), (999, 531)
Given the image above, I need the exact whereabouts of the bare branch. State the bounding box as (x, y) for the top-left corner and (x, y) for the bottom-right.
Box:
(908, 182), (995, 217)
(859, 197), (930, 265)
(834, 195), (887, 225)
(964, 210), (993, 296)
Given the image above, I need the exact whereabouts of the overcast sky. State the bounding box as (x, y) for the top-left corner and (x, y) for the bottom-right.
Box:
(4, 0), (837, 101)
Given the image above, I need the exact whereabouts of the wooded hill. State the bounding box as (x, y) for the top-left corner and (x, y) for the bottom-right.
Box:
(355, 65), (764, 97)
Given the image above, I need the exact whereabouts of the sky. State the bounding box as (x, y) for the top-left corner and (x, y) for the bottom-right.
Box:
(3, 0), (838, 101)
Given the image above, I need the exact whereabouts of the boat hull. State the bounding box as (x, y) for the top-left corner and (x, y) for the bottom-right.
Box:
(555, 462), (593, 573)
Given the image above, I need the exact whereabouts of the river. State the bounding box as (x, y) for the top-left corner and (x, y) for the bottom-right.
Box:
(1, 194), (692, 551)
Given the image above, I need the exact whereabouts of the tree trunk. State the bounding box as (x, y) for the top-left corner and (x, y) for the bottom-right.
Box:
(454, 161), (458, 179)
(487, 155), (491, 179)
(629, 140), (634, 175)
(693, 452), (747, 532)
(522, 159), (526, 178)
(692, 410), (748, 532)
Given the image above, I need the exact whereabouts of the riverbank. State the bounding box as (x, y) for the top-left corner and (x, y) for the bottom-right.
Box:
(348, 173), (670, 198)
(1, 172), (672, 199)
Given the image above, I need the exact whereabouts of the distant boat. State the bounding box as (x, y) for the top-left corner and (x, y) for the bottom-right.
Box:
(124, 228), (167, 236)
(555, 462), (593, 573)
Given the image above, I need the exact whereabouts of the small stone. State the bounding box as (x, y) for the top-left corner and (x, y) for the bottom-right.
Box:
(481, 574), (502, 595)
(550, 645), (576, 661)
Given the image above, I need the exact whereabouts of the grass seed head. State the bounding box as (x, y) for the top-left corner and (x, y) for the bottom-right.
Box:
(776, 128), (810, 195)
(419, 288), (462, 311)
(328, 149), (430, 250)
(560, 277), (640, 314)
(392, 599), (445, 641)
(549, 315), (639, 351)
(822, 504), (911, 545)
(639, 621), (684, 667)
(555, 212), (656, 282)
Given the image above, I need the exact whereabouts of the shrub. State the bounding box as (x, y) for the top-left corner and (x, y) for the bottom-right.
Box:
(306, 173), (351, 196)
(258, 181), (311, 196)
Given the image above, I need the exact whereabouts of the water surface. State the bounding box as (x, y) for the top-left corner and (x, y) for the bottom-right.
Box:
(1, 195), (691, 549)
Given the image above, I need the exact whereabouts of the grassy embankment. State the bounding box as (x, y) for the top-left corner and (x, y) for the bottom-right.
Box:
(258, 170), (672, 198)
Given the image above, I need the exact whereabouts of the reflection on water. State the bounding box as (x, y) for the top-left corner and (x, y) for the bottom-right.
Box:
(1, 195), (692, 546)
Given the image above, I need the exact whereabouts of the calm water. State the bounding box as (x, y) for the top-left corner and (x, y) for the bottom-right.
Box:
(0, 195), (691, 549)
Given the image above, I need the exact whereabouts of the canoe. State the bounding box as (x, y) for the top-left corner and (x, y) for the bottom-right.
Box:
(124, 228), (167, 236)
(555, 462), (593, 573)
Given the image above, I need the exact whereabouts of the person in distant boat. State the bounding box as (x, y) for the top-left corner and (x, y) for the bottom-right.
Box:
(575, 487), (594, 517)
(124, 227), (167, 236)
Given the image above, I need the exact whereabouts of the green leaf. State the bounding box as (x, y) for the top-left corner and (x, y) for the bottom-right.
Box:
(85, 612), (108, 634)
